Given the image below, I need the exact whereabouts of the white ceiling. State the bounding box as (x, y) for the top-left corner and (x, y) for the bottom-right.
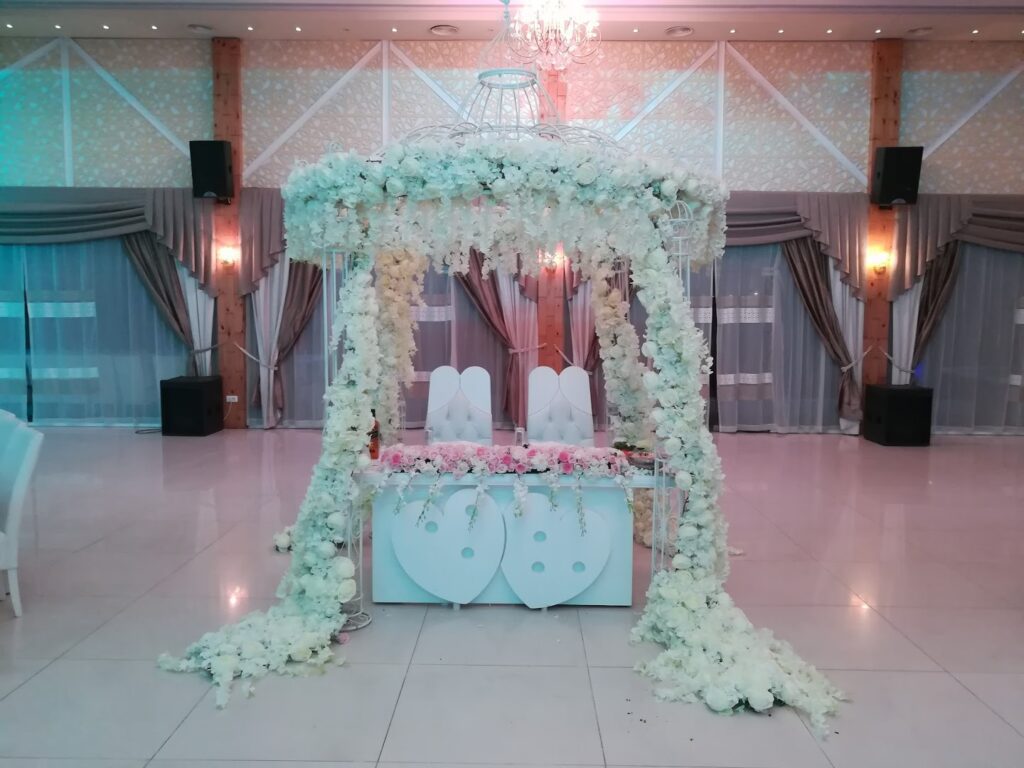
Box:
(2, 1), (1023, 42)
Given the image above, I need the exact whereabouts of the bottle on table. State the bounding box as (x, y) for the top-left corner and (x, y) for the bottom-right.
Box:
(368, 408), (381, 460)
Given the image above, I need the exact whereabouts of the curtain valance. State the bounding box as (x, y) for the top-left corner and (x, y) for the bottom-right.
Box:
(726, 191), (869, 297)
(891, 194), (1024, 298)
(240, 187), (286, 296)
(0, 187), (214, 286)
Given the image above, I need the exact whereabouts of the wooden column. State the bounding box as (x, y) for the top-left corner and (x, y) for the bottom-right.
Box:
(863, 39), (903, 387)
(212, 37), (246, 428)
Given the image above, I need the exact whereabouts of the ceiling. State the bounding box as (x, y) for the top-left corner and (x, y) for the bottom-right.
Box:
(2, 1), (1023, 42)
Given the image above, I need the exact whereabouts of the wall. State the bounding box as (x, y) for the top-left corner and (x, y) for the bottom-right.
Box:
(1, 36), (1021, 193)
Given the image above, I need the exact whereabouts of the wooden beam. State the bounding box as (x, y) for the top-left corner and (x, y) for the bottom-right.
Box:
(538, 263), (566, 371)
(212, 37), (247, 428)
(863, 39), (903, 387)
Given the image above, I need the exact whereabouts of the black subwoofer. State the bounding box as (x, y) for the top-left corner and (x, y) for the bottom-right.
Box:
(870, 146), (923, 206)
(863, 384), (932, 446)
(189, 140), (234, 201)
(160, 376), (224, 436)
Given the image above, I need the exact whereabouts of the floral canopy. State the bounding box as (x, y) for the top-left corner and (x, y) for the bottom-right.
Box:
(160, 136), (841, 730)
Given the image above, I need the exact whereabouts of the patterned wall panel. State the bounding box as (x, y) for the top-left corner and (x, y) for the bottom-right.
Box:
(0, 37), (210, 187)
(0, 40), (65, 186)
(389, 41), (482, 143)
(902, 42), (1024, 193)
(243, 40), (383, 187)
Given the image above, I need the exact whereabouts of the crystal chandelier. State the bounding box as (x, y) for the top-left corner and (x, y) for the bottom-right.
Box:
(509, 0), (601, 71)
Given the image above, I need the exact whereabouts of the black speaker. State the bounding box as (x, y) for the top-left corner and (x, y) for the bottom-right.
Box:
(189, 140), (234, 201)
(871, 146), (923, 206)
(862, 384), (932, 446)
(160, 376), (224, 436)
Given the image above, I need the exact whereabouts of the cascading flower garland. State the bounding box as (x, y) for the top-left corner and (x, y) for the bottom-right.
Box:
(163, 136), (841, 729)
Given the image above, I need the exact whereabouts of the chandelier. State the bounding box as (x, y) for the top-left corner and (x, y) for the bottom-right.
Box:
(508, 0), (601, 71)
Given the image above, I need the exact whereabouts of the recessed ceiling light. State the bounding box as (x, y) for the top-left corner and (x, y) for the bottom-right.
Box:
(102, 24), (110, 30)
(4, 23), (12, 29)
(391, 27), (398, 33)
(295, 26), (302, 32)
(729, 28), (736, 34)
(633, 27), (639, 33)
(826, 28), (833, 35)
(664, 25), (694, 38)
(971, 29), (979, 34)
(247, 25), (254, 31)
(151, 25), (158, 30)
(54, 24), (62, 30)
(875, 29), (882, 34)
(429, 24), (459, 37)
(777, 29), (784, 34)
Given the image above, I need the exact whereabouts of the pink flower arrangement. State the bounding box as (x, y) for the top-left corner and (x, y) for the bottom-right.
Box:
(378, 442), (634, 479)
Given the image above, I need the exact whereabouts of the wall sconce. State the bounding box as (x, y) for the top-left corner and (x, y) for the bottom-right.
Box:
(538, 243), (565, 271)
(866, 248), (891, 275)
(218, 245), (241, 267)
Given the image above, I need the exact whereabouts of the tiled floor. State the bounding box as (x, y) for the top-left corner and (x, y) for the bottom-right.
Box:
(2, 429), (1024, 767)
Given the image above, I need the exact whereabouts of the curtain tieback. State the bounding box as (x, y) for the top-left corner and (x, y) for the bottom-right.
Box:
(509, 343), (546, 355)
(841, 345), (915, 376)
(191, 341), (278, 371)
(554, 346), (593, 374)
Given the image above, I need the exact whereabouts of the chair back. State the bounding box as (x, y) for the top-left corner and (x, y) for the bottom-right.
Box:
(0, 421), (42, 567)
(425, 366), (493, 445)
(527, 366), (595, 446)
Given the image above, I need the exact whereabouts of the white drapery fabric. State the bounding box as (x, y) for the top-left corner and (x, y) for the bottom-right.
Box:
(495, 269), (539, 427)
(0, 247), (27, 419)
(715, 245), (776, 432)
(569, 280), (594, 366)
(8, 238), (186, 425)
(175, 261), (215, 377)
(406, 266), (455, 428)
(251, 257), (290, 429)
(829, 262), (864, 432)
(918, 243), (1024, 434)
(891, 278), (923, 385)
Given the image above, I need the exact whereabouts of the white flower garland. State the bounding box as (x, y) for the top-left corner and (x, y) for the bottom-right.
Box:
(164, 137), (840, 730)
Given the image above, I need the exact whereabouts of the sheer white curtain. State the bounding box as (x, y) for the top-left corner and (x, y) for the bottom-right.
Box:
(175, 262), (215, 376)
(406, 266), (455, 427)
(829, 262), (864, 432)
(495, 269), (538, 427)
(569, 280), (594, 366)
(0, 247), (27, 419)
(772, 250), (841, 432)
(918, 243), (1024, 434)
(715, 245), (776, 431)
(278, 301), (326, 428)
(251, 258), (290, 429)
(15, 238), (186, 425)
(891, 279), (923, 385)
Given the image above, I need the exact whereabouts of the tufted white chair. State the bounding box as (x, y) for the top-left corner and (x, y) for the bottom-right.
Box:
(425, 366), (493, 445)
(526, 366), (595, 446)
(0, 416), (43, 618)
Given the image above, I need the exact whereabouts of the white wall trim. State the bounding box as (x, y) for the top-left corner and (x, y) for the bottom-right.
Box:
(0, 37), (61, 85)
(65, 38), (189, 158)
(381, 40), (392, 148)
(243, 41), (382, 181)
(923, 62), (1024, 160)
(614, 43), (717, 142)
(714, 40), (726, 179)
(59, 39), (74, 186)
(726, 42), (868, 187)
(390, 42), (463, 117)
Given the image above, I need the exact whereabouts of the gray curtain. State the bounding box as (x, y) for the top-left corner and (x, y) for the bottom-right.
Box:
(240, 187), (286, 296)
(121, 230), (196, 374)
(912, 239), (962, 367)
(891, 194), (1024, 299)
(0, 187), (213, 286)
(273, 262), (323, 413)
(725, 191), (869, 297)
(781, 237), (861, 421)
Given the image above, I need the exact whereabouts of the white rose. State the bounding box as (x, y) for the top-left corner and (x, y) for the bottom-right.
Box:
(337, 578), (357, 603)
(326, 513), (345, 530)
(575, 162), (598, 186)
(333, 557), (356, 579)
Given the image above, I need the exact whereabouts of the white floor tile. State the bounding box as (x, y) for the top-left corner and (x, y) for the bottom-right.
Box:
(578, 608), (662, 667)
(0, 658), (49, 699)
(156, 664), (406, 762)
(725, 560), (859, 606)
(152, 762), (372, 768)
(0, 597), (133, 660)
(741, 605), (940, 671)
(0, 660), (208, 759)
(148, 549), (289, 599)
(64, 596), (274, 661)
(590, 667), (832, 767)
(0, 761), (146, 767)
(824, 560), (1013, 608)
(816, 671), (1024, 768)
(412, 605), (585, 666)
(878, 607), (1024, 673)
(18, 549), (193, 599)
(380, 664), (604, 764)
(955, 673), (1024, 736)
(335, 604), (425, 664)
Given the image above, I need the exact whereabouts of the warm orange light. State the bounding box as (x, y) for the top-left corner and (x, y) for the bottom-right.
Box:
(866, 248), (891, 275)
(218, 245), (241, 266)
(539, 243), (565, 271)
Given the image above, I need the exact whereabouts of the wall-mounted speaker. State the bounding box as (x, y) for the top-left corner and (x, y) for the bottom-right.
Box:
(189, 140), (234, 201)
(871, 146), (923, 206)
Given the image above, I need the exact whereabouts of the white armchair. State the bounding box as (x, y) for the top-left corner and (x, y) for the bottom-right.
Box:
(526, 366), (595, 446)
(424, 366), (493, 445)
(0, 415), (43, 617)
